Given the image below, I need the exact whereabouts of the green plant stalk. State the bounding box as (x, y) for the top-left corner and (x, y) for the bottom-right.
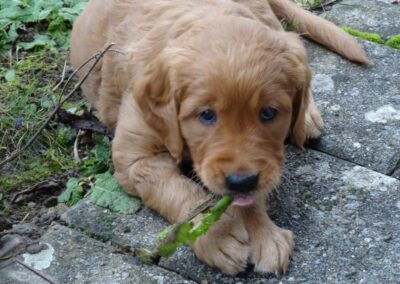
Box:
(137, 195), (233, 264)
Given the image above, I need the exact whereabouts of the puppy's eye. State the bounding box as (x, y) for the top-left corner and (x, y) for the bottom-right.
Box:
(260, 107), (277, 122)
(198, 109), (217, 125)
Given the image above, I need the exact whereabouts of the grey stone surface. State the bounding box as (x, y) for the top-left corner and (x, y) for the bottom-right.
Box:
(321, 0), (400, 39)
(60, 147), (400, 283)
(16, 224), (195, 284)
(393, 168), (400, 179)
(306, 38), (400, 175)
(61, 200), (168, 248)
(0, 262), (50, 284)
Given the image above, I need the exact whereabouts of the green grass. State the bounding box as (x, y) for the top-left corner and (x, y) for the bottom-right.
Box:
(0, 49), (76, 157)
(0, 0), (88, 193)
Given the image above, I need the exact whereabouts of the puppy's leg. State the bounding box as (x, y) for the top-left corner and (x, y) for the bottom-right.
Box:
(113, 97), (250, 273)
(304, 91), (323, 139)
(113, 97), (206, 222)
(243, 201), (294, 275)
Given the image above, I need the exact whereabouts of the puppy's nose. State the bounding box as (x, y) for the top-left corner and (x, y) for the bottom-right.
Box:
(225, 173), (259, 193)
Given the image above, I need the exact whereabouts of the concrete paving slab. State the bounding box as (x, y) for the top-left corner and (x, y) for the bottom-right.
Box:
(0, 262), (50, 284)
(321, 0), (400, 39)
(61, 147), (400, 283)
(306, 38), (400, 175)
(14, 224), (195, 284)
(61, 201), (168, 249)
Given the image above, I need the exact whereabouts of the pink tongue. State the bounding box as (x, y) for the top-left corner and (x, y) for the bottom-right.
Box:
(231, 195), (255, 207)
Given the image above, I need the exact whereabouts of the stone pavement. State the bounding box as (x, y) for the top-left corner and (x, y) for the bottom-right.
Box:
(1, 1), (399, 283)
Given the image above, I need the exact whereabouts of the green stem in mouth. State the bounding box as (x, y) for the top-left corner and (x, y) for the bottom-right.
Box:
(137, 195), (233, 263)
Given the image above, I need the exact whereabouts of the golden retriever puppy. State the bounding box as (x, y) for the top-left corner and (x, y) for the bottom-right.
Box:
(70, 0), (369, 275)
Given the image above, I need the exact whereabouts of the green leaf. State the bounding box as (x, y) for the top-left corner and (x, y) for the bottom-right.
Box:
(58, 177), (84, 206)
(26, 103), (37, 114)
(80, 135), (111, 176)
(17, 34), (55, 50)
(89, 172), (141, 214)
(5, 68), (16, 82)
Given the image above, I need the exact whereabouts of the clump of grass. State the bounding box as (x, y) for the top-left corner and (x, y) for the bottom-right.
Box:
(340, 26), (385, 44)
(0, 48), (82, 191)
(1, 50), (72, 157)
(0, 147), (75, 193)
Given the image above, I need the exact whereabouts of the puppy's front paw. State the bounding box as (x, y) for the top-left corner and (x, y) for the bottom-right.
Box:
(192, 213), (250, 275)
(250, 223), (294, 276)
(304, 93), (323, 139)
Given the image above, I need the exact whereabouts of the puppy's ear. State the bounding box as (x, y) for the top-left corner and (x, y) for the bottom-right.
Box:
(281, 34), (313, 148)
(133, 55), (184, 162)
(290, 63), (311, 148)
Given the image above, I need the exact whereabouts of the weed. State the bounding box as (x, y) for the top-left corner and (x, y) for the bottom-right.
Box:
(0, 0), (87, 54)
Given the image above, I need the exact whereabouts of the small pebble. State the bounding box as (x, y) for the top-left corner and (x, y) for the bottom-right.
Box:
(345, 268), (357, 277)
(0, 234), (23, 258)
(26, 243), (48, 254)
(27, 202), (36, 208)
(44, 196), (58, 208)
(122, 226), (131, 233)
(382, 233), (392, 242)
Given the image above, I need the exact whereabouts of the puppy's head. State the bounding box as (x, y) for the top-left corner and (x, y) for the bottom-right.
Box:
(134, 18), (311, 206)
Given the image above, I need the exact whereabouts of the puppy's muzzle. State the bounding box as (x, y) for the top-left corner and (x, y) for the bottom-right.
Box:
(225, 173), (259, 193)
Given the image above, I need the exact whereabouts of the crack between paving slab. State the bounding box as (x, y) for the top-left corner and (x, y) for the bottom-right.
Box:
(55, 220), (115, 243)
(306, 146), (397, 178)
(55, 221), (198, 283)
(157, 263), (201, 284)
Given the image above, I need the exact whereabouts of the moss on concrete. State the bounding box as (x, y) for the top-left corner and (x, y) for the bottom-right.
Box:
(341, 26), (385, 44)
(386, 34), (400, 49)
(341, 26), (400, 50)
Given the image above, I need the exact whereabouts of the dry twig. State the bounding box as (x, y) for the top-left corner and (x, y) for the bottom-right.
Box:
(52, 60), (67, 92)
(10, 179), (61, 204)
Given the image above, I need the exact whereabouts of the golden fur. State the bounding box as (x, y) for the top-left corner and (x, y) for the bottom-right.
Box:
(70, 0), (369, 275)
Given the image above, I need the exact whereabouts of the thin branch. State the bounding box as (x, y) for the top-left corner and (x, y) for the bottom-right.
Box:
(52, 60), (67, 91)
(10, 179), (61, 204)
(15, 259), (57, 284)
(0, 43), (116, 169)
(73, 129), (84, 163)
